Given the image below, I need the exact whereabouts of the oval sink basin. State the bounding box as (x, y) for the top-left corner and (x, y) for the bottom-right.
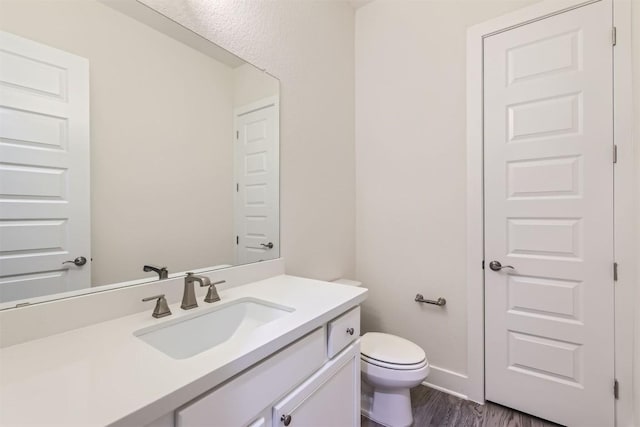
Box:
(134, 298), (294, 359)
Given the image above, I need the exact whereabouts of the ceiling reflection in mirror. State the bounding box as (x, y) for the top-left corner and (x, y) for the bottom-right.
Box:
(0, 0), (280, 309)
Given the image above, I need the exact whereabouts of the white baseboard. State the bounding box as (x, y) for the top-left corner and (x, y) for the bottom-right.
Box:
(422, 364), (469, 400)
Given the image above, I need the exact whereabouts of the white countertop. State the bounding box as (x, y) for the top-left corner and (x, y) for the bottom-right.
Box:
(0, 275), (367, 427)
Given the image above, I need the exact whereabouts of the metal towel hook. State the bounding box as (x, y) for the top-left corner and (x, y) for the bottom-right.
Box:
(415, 294), (446, 306)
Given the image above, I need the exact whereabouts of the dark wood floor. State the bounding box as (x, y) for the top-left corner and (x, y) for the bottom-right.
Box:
(361, 385), (561, 427)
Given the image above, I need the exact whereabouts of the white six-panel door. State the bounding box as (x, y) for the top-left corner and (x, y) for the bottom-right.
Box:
(483, 1), (614, 425)
(0, 31), (90, 304)
(234, 98), (279, 265)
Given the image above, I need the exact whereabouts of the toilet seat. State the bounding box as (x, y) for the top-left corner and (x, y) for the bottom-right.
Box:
(361, 353), (427, 371)
(360, 332), (427, 370)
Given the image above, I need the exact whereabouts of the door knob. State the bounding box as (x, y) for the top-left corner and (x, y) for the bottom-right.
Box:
(63, 256), (87, 267)
(489, 261), (514, 271)
(260, 242), (274, 249)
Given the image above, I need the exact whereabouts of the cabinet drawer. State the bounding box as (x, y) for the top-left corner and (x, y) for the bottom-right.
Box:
(273, 342), (360, 427)
(327, 306), (360, 359)
(176, 328), (326, 427)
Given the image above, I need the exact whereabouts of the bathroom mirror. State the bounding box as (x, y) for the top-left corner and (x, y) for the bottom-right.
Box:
(0, 0), (280, 309)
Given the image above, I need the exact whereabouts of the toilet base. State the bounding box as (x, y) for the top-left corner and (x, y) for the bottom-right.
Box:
(361, 380), (413, 427)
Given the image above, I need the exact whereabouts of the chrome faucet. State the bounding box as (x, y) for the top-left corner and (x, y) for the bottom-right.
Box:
(182, 272), (209, 310)
(143, 265), (168, 280)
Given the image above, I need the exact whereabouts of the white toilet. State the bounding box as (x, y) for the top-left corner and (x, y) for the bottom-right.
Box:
(332, 279), (430, 427)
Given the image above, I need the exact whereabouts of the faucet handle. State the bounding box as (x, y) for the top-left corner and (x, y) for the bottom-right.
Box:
(203, 280), (225, 303)
(142, 294), (172, 318)
(200, 279), (225, 288)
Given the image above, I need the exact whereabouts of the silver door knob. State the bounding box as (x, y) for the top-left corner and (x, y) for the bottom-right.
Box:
(489, 261), (514, 271)
(63, 256), (87, 267)
(260, 242), (274, 249)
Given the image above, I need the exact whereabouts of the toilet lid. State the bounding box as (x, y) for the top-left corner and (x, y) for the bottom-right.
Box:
(360, 332), (426, 365)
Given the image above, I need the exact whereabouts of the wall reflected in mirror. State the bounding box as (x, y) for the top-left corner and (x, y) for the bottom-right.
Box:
(0, 0), (280, 308)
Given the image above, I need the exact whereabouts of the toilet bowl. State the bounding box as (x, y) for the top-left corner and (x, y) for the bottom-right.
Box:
(332, 279), (430, 427)
(360, 332), (429, 427)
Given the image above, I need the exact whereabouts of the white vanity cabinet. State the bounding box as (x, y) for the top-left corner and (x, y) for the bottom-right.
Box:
(168, 306), (361, 427)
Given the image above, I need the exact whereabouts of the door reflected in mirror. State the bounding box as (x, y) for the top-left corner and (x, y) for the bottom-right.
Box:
(0, 0), (280, 308)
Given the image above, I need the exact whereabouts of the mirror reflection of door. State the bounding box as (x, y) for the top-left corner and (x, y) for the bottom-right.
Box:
(0, 31), (91, 303)
(234, 97), (279, 265)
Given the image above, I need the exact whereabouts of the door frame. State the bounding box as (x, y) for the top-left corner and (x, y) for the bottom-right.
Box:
(465, 1), (636, 425)
(233, 96), (280, 265)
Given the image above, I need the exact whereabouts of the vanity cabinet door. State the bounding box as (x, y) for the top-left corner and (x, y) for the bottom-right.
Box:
(273, 342), (360, 427)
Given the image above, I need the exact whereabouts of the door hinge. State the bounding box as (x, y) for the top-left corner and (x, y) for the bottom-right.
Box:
(614, 379), (619, 399)
(482, 260), (485, 270)
(613, 262), (618, 281)
(236, 183), (239, 192)
(613, 145), (618, 164)
(612, 27), (617, 46)
(236, 130), (239, 139)
(236, 236), (239, 245)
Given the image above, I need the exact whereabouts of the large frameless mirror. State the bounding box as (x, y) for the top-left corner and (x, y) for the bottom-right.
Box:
(0, 0), (280, 309)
